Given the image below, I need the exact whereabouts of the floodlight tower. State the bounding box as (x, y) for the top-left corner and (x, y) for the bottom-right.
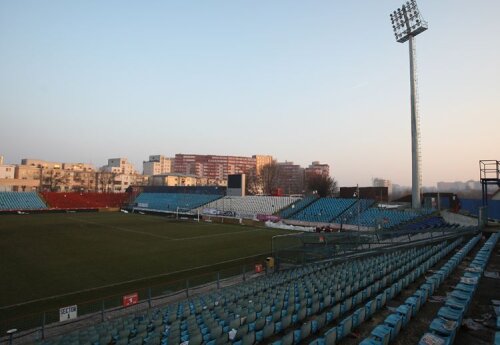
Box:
(390, 0), (428, 209)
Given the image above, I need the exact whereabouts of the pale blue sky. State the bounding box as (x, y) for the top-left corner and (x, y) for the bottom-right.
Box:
(1, 1), (499, 186)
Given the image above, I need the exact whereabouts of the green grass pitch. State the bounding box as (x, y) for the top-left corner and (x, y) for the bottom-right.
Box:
(0, 212), (291, 321)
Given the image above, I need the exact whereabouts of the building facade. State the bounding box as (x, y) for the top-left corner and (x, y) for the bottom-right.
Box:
(277, 161), (305, 195)
(254, 155), (273, 175)
(305, 161), (330, 177)
(173, 154), (267, 181)
(102, 158), (136, 175)
(0, 157), (148, 193)
(0, 161), (15, 191)
(143, 155), (173, 176)
(373, 178), (393, 195)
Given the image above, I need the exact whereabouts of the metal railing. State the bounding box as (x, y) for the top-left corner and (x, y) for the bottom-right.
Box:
(0, 258), (271, 344)
(272, 226), (479, 268)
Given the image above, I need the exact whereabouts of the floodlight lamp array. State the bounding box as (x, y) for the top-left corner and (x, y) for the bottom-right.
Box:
(390, 0), (428, 43)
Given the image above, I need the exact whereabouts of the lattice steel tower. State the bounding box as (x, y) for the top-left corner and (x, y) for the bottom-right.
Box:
(390, 0), (428, 209)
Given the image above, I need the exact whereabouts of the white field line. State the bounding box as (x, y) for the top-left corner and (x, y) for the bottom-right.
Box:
(0, 251), (270, 310)
(67, 216), (175, 240)
(69, 216), (270, 242)
(171, 228), (268, 241)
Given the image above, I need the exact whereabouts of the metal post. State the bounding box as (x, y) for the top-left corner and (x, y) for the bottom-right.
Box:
(41, 312), (46, 339)
(437, 190), (441, 211)
(6, 329), (17, 345)
(357, 184), (360, 233)
(148, 288), (152, 309)
(409, 35), (421, 209)
(391, 1), (427, 209)
(101, 300), (105, 322)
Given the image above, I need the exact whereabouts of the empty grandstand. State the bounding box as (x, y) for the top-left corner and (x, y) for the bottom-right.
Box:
(25, 226), (497, 345)
(0, 192), (47, 210)
(200, 196), (300, 219)
(346, 207), (434, 229)
(287, 198), (356, 223)
(41, 192), (128, 209)
(278, 196), (319, 219)
(273, 197), (437, 230)
(132, 192), (222, 213)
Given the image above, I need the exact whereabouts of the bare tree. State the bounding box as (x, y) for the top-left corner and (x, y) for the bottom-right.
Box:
(43, 169), (70, 192)
(245, 167), (261, 195)
(306, 174), (338, 197)
(97, 172), (116, 193)
(260, 162), (280, 195)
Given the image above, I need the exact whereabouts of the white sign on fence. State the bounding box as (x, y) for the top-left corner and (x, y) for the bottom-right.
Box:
(59, 305), (78, 322)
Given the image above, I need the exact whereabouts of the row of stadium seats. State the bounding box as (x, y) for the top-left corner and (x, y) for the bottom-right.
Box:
(403, 216), (454, 231)
(200, 196), (300, 218)
(133, 193), (222, 212)
(360, 233), (481, 345)
(40, 239), (453, 345)
(336, 199), (376, 224)
(0, 192), (47, 210)
(418, 233), (498, 345)
(293, 236), (468, 345)
(278, 196), (318, 219)
(287, 198), (355, 223)
(347, 208), (434, 229)
(279, 197), (431, 229)
(41, 192), (128, 209)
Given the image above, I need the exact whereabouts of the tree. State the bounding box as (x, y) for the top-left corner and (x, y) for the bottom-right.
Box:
(245, 167), (261, 195)
(43, 169), (70, 192)
(260, 161), (280, 195)
(306, 174), (338, 197)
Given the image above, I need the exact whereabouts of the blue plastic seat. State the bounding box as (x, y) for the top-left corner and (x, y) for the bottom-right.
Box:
(324, 327), (337, 345)
(405, 296), (421, 316)
(437, 306), (463, 324)
(337, 316), (353, 340)
(396, 305), (411, 327)
(370, 325), (391, 345)
(359, 338), (382, 345)
(352, 307), (366, 328)
(429, 318), (458, 344)
(383, 314), (402, 341)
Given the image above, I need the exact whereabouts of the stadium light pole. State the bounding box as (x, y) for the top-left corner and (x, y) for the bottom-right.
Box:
(390, 0), (428, 209)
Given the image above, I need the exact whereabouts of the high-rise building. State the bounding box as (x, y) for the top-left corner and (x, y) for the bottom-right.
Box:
(305, 161), (330, 177)
(143, 155), (173, 176)
(102, 158), (136, 175)
(0, 158), (15, 191)
(373, 178), (393, 195)
(277, 161), (305, 195)
(21, 159), (62, 170)
(173, 154), (263, 181)
(253, 155), (274, 175)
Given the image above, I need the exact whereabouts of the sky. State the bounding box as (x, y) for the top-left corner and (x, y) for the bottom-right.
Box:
(1, 1), (499, 187)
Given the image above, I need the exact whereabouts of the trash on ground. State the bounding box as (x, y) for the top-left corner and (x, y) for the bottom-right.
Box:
(429, 295), (447, 303)
(484, 271), (500, 279)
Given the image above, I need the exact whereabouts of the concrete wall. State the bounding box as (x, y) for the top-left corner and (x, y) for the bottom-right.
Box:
(441, 210), (478, 227)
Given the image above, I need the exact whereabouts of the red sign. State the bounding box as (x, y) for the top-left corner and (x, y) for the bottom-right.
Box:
(122, 292), (139, 307)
